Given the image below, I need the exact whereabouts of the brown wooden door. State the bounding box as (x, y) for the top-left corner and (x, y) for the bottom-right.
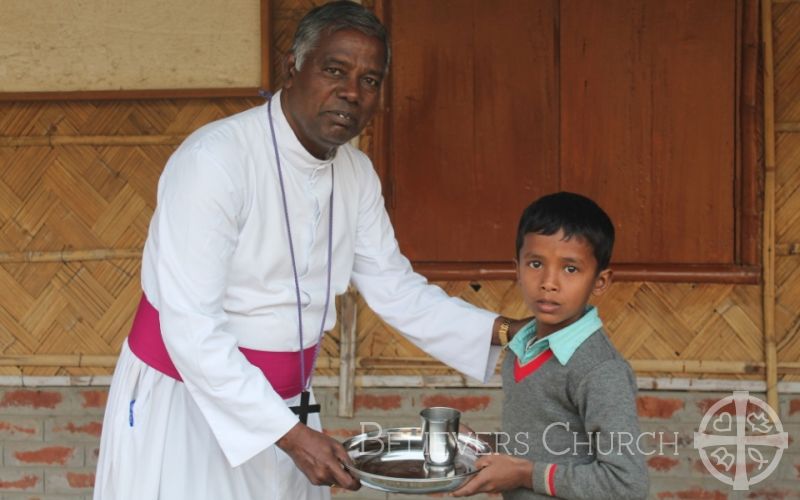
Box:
(385, 0), (559, 263)
(378, 0), (746, 273)
(559, 0), (735, 264)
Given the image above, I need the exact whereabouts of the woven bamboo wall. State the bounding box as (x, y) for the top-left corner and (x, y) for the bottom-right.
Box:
(320, 282), (764, 380)
(0, 0), (797, 385)
(0, 98), (264, 376)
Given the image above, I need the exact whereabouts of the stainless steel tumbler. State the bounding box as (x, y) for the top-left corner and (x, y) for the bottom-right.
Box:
(420, 406), (461, 468)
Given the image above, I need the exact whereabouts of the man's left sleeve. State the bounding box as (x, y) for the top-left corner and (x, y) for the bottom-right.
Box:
(349, 162), (501, 382)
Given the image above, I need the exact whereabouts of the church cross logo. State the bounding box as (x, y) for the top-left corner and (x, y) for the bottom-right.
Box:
(693, 391), (788, 490)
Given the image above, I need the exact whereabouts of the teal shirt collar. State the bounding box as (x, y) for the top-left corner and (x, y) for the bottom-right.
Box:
(508, 306), (603, 365)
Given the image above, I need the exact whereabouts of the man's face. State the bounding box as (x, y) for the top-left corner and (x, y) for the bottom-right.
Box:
(282, 28), (386, 159)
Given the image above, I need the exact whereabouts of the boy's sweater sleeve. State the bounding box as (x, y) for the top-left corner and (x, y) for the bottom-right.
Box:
(531, 359), (650, 500)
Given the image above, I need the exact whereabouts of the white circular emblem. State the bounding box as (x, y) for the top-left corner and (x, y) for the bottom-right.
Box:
(693, 391), (788, 490)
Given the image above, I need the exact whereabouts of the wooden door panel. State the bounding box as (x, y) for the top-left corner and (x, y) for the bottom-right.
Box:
(559, 0), (736, 264)
(388, 0), (559, 262)
(382, 0), (744, 271)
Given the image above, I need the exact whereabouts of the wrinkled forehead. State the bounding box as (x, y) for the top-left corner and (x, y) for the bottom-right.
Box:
(315, 27), (388, 70)
(310, 28), (386, 71)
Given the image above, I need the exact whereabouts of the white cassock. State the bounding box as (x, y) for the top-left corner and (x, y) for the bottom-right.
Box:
(93, 90), (501, 500)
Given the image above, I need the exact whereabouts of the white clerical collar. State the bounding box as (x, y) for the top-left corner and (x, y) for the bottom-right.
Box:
(268, 89), (338, 170)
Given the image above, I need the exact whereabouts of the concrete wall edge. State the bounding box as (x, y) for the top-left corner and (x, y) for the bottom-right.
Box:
(1, 375), (799, 393)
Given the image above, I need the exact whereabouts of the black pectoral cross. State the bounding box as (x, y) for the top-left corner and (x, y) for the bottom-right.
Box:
(290, 390), (321, 425)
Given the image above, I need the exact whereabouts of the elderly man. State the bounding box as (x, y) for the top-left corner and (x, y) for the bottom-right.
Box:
(94, 2), (525, 499)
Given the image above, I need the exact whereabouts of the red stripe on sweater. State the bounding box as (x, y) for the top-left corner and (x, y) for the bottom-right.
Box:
(514, 349), (554, 382)
(547, 464), (557, 496)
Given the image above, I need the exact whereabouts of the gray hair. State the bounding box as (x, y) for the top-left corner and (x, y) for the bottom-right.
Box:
(292, 0), (390, 74)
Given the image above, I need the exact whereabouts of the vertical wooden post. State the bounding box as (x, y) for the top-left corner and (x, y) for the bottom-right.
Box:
(761, 0), (778, 410)
(260, 0), (271, 90)
(338, 286), (358, 417)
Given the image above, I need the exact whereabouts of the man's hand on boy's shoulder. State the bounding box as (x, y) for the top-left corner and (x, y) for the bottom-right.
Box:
(509, 317), (535, 340)
(451, 454), (533, 496)
(492, 316), (535, 346)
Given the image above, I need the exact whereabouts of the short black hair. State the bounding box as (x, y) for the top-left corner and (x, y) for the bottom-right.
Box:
(515, 192), (615, 272)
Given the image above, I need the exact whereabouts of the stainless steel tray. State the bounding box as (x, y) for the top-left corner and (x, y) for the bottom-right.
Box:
(341, 427), (491, 494)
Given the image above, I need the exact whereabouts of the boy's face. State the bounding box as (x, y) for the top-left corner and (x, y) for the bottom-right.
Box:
(516, 229), (612, 339)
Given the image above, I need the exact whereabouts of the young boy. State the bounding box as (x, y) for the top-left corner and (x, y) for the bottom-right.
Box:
(454, 192), (649, 499)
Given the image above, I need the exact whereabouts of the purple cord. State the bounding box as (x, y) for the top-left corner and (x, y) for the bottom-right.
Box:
(267, 96), (333, 393)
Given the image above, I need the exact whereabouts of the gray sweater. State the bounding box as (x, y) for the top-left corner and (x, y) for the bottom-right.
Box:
(500, 329), (649, 499)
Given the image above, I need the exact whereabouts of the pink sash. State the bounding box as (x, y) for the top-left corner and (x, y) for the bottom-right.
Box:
(127, 294), (315, 399)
